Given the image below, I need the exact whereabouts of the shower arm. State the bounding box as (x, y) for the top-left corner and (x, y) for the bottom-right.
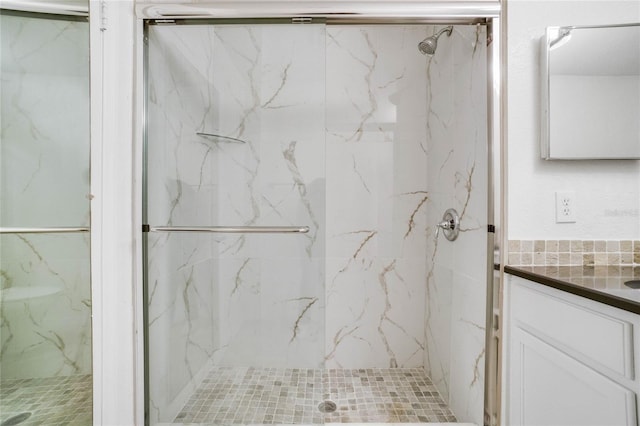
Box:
(434, 26), (453, 38)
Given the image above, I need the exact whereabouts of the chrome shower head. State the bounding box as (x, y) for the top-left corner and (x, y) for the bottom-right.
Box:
(418, 26), (453, 56)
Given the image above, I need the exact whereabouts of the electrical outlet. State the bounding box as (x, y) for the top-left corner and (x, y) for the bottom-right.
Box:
(555, 191), (576, 223)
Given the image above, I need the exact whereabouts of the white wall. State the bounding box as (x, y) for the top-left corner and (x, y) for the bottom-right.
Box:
(507, 0), (640, 240)
(90, 1), (140, 425)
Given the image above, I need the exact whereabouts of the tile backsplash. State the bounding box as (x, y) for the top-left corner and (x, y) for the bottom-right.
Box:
(508, 240), (640, 266)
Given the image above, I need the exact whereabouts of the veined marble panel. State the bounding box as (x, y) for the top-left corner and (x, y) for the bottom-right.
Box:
(325, 257), (426, 369)
(0, 15), (90, 228)
(325, 26), (430, 144)
(424, 25), (488, 426)
(424, 262), (453, 397)
(147, 22), (489, 425)
(324, 26), (430, 369)
(215, 256), (325, 368)
(0, 234), (91, 379)
(146, 23), (327, 422)
(147, 232), (216, 422)
(147, 24), (325, 228)
(0, 15), (91, 382)
(448, 272), (487, 422)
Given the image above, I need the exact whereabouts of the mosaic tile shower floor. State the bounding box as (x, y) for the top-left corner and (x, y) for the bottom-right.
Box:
(0, 374), (92, 426)
(175, 368), (456, 424)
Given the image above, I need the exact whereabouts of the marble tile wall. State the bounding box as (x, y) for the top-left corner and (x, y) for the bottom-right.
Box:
(0, 16), (91, 379)
(0, 15), (90, 228)
(324, 25), (430, 369)
(146, 24), (327, 422)
(423, 26), (488, 426)
(0, 234), (92, 379)
(147, 23), (488, 426)
(147, 25), (220, 421)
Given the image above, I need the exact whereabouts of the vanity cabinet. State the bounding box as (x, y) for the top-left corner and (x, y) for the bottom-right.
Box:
(504, 274), (640, 425)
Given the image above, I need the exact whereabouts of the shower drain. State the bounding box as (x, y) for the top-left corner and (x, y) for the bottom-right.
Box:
(317, 400), (337, 413)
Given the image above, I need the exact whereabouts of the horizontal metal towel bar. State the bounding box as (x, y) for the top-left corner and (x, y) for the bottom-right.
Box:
(149, 225), (309, 234)
(0, 227), (90, 234)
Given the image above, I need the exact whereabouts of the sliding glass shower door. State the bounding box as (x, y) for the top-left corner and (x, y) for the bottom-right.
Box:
(0, 10), (92, 425)
(144, 22), (327, 424)
(144, 15), (493, 426)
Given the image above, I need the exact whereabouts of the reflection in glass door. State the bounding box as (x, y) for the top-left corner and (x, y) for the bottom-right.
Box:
(0, 10), (92, 425)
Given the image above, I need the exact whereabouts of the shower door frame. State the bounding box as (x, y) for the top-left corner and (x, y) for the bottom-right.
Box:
(135, 3), (504, 426)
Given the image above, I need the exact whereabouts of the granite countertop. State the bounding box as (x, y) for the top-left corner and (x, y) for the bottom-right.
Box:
(505, 264), (640, 314)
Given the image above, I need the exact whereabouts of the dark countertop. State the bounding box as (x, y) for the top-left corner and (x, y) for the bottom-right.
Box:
(504, 264), (640, 315)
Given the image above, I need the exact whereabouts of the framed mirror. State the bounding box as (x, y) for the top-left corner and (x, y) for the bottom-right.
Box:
(541, 23), (640, 160)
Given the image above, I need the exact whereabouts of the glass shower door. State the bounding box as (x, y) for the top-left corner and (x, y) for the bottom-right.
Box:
(0, 10), (92, 425)
(144, 16), (494, 426)
(144, 22), (326, 425)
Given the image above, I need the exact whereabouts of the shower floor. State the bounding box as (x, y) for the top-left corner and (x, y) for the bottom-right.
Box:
(0, 374), (92, 425)
(174, 367), (456, 424)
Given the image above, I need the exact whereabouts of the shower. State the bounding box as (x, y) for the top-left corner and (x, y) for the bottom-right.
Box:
(142, 13), (496, 426)
(418, 25), (453, 55)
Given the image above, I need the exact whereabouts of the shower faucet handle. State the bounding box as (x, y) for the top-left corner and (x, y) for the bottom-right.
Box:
(437, 219), (454, 230)
(435, 220), (453, 239)
(435, 208), (460, 241)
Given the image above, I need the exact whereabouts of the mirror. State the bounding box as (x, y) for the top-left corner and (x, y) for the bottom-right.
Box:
(541, 23), (640, 160)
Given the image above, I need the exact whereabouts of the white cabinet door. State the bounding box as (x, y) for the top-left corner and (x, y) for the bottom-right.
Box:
(505, 275), (640, 426)
(510, 327), (637, 426)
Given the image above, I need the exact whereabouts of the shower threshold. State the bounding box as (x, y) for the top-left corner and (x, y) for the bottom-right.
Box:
(167, 367), (459, 425)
